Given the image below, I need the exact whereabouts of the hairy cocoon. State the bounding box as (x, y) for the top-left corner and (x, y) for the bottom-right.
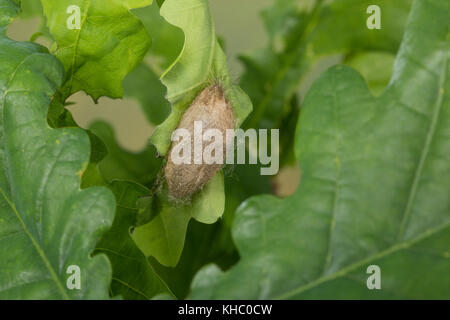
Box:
(165, 85), (234, 199)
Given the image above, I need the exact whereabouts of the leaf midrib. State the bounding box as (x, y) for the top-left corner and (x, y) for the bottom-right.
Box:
(275, 221), (450, 299)
(321, 73), (342, 274)
(397, 41), (449, 241)
(112, 277), (151, 300)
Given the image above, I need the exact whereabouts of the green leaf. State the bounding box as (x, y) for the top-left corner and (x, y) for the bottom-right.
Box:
(132, 1), (183, 73)
(131, 171), (225, 267)
(307, 0), (412, 56)
(0, 1), (115, 299)
(131, 195), (190, 267)
(189, 0), (450, 299)
(148, 217), (239, 299)
(158, 0), (215, 102)
(95, 181), (173, 300)
(239, 0), (413, 172)
(40, 0), (152, 101)
(146, 164), (273, 298)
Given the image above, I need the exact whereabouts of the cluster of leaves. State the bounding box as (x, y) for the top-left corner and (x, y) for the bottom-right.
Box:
(0, 0), (448, 300)
(240, 0), (413, 165)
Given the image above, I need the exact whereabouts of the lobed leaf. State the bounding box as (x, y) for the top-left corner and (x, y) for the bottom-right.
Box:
(0, 0), (115, 299)
(189, 0), (450, 299)
(41, 0), (153, 101)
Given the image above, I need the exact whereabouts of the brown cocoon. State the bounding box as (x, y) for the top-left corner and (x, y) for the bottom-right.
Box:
(165, 85), (234, 199)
